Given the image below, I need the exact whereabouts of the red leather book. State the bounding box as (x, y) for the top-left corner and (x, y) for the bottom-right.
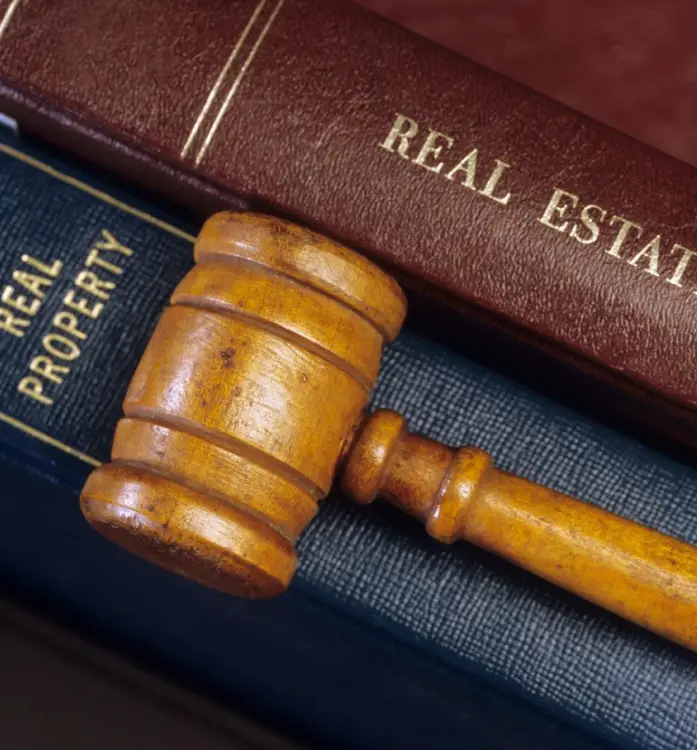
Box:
(2, 0), (697, 445)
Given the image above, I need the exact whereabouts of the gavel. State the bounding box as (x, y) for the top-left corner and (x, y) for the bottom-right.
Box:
(81, 211), (697, 652)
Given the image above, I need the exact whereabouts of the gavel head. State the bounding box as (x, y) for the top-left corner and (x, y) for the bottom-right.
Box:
(80, 212), (406, 598)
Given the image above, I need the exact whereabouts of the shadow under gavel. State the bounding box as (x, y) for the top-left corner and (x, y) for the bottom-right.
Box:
(81, 211), (697, 652)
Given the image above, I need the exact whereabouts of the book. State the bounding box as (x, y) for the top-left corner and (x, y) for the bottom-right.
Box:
(3, 0), (697, 451)
(2, 130), (697, 750)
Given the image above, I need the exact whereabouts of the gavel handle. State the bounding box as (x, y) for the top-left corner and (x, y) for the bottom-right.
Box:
(341, 409), (697, 651)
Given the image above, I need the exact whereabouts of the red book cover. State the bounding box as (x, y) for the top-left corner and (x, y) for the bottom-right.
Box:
(2, 0), (697, 446)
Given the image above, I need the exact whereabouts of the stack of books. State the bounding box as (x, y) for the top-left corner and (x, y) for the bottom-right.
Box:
(1, 1), (696, 748)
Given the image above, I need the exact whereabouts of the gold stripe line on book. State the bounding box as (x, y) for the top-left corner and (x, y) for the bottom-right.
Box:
(195, 0), (286, 166)
(0, 144), (196, 243)
(0, 0), (22, 42)
(181, 0), (269, 159)
(0, 411), (101, 467)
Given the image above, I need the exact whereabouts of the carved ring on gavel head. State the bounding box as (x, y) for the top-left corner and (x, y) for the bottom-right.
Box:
(81, 212), (697, 653)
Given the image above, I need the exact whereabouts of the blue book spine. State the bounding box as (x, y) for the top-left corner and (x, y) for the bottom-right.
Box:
(1, 131), (695, 750)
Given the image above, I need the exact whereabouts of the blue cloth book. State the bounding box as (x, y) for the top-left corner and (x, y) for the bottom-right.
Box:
(1, 129), (697, 750)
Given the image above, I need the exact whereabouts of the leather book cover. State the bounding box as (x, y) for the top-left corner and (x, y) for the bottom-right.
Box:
(3, 0), (697, 448)
(2, 130), (697, 750)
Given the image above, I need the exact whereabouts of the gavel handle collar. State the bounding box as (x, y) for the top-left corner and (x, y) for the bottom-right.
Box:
(341, 409), (697, 652)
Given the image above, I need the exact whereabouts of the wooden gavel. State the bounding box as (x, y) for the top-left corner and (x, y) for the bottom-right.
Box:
(81, 212), (697, 652)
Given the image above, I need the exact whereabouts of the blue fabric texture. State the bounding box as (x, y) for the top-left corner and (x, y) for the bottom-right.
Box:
(300, 333), (697, 750)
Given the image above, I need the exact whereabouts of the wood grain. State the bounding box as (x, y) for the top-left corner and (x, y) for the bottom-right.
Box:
(343, 409), (697, 651)
(81, 212), (405, 598)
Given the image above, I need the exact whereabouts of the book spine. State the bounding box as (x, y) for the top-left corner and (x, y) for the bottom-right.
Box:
(2, 0), (697, 429)
(0, 132), (612, 750)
